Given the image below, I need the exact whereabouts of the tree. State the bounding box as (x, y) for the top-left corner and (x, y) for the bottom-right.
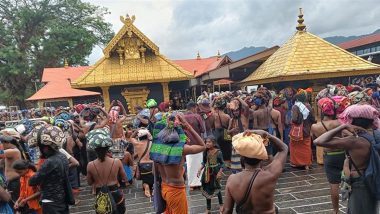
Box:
(0, 0), (114, 107)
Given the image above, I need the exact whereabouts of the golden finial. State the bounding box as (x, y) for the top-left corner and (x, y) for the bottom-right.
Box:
(197, 51), (201, 60)
(64, 58), (69, 68)
(296, 8), (306, 31)
(217, 50), (221, 59)
(120, 14), (136, 25)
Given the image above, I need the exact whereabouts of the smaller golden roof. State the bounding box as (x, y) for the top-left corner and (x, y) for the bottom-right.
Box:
(72, 15), (192, 88)
(242, 9), (380, 85)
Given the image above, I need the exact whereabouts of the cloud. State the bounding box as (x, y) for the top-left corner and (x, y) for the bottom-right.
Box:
(84, 0), (380, 63)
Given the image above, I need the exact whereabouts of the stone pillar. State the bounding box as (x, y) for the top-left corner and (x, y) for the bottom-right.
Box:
(67, 98), (73, 108)
(161, 82), (170, 102)
(101, 86), (110, 111)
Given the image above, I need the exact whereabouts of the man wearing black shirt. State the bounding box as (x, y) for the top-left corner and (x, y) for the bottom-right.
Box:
(28, 125), (71, 214)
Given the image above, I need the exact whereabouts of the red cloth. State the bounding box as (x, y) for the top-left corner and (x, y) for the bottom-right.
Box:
(290, 137), (312, 167)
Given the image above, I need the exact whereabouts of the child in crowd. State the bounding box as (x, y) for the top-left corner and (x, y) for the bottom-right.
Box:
(12, 160), (42, 214)
(197, 137), (224, 214)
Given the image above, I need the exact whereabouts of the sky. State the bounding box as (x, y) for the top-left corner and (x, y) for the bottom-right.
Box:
(84, 0), (380, 64)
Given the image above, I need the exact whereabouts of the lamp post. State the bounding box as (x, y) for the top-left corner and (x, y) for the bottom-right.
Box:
(31, 79), (40, 92)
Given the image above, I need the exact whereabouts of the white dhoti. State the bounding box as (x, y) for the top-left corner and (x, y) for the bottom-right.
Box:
(186, 152), (203, 187)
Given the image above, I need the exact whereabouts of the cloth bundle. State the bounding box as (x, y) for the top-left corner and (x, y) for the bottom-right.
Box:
(232, 133), (268, 160)
(28, 125), (65, 150)
(150, 118), (186, 165)
(339, 104), (380, 128)
(86, 127), (113, 149)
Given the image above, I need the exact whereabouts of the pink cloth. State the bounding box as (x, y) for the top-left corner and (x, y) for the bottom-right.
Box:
(318, 98), (334, 116)
(339, 104), (380, 128)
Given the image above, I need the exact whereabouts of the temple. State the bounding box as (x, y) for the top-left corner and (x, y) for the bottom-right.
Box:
(71, 15), (194, 112)
(242, 9), (380, 88)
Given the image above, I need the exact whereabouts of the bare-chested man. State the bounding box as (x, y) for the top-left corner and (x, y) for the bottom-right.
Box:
(130, 129), (153, 197)
(314, 104), (378, 214)
(154, 114), (206, 214)
(86, 128), (127, 214)
(228, 98), (250, 172)
(253, 98), (283, 160)
(223, 130), (288, 214)
(228, 97), (250, 132)
(213, 98), (231, 164)
(0, 129), (23, 208)
(311, 98), (344, 214)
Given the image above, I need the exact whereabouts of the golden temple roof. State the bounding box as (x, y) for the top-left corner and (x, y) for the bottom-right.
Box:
(72, 15), (192, 88)
(242, 9), (380, 85)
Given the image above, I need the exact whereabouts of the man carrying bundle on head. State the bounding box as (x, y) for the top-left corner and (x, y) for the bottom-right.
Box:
(150, 112), (206, 214)
(311, 96), (350, 214)
(227, 96), (250, 173)
(223, 129), (288, 214)
(252, 87), (283, 161)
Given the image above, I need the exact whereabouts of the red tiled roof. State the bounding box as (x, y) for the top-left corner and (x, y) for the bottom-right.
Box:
(174, 56), (228, 77)
(338, 33), (380, 50)
(27, 66), (100, 101)
(214, 79), (234, 85)
(41, 66), (91, 82)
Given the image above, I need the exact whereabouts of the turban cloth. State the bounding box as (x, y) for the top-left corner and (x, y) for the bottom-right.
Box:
(318, 98), (335, 116)
(339, 104), (380, 128)
(158, 102), (170, 112)
(294, 89), (307, 102)
(213, 97), (227, 109)
(254, 87), (271, 106)
(0, 128), (21, 141)
(74, 104), (85, 114)
(54, 119), (70, 132)
(332, 96), (351, 115)
(19, 119), (33, 135)
(371, 91), (380, 109)
(273, 95), (286, 107)
(280, 87), (296, 100)
(55, 111), (71, 121)
(228, 100), (241, 111)
(197, 95), (209, 104)
(109, 106), (120, 123)
(232, 133), (268, 160)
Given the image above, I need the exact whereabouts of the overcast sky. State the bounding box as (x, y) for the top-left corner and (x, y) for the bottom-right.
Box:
(84, 0), (380, 63)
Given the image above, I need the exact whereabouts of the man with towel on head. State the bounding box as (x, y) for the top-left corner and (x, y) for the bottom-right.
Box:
(223, 129), (288, 214)
(314, 104), (379, 214)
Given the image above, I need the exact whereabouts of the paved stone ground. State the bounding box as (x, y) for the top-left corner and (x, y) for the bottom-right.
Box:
(70, 162), (347, 214)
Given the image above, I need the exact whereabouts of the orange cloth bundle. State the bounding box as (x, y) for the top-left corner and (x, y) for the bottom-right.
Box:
(232, 133), (268, 160)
